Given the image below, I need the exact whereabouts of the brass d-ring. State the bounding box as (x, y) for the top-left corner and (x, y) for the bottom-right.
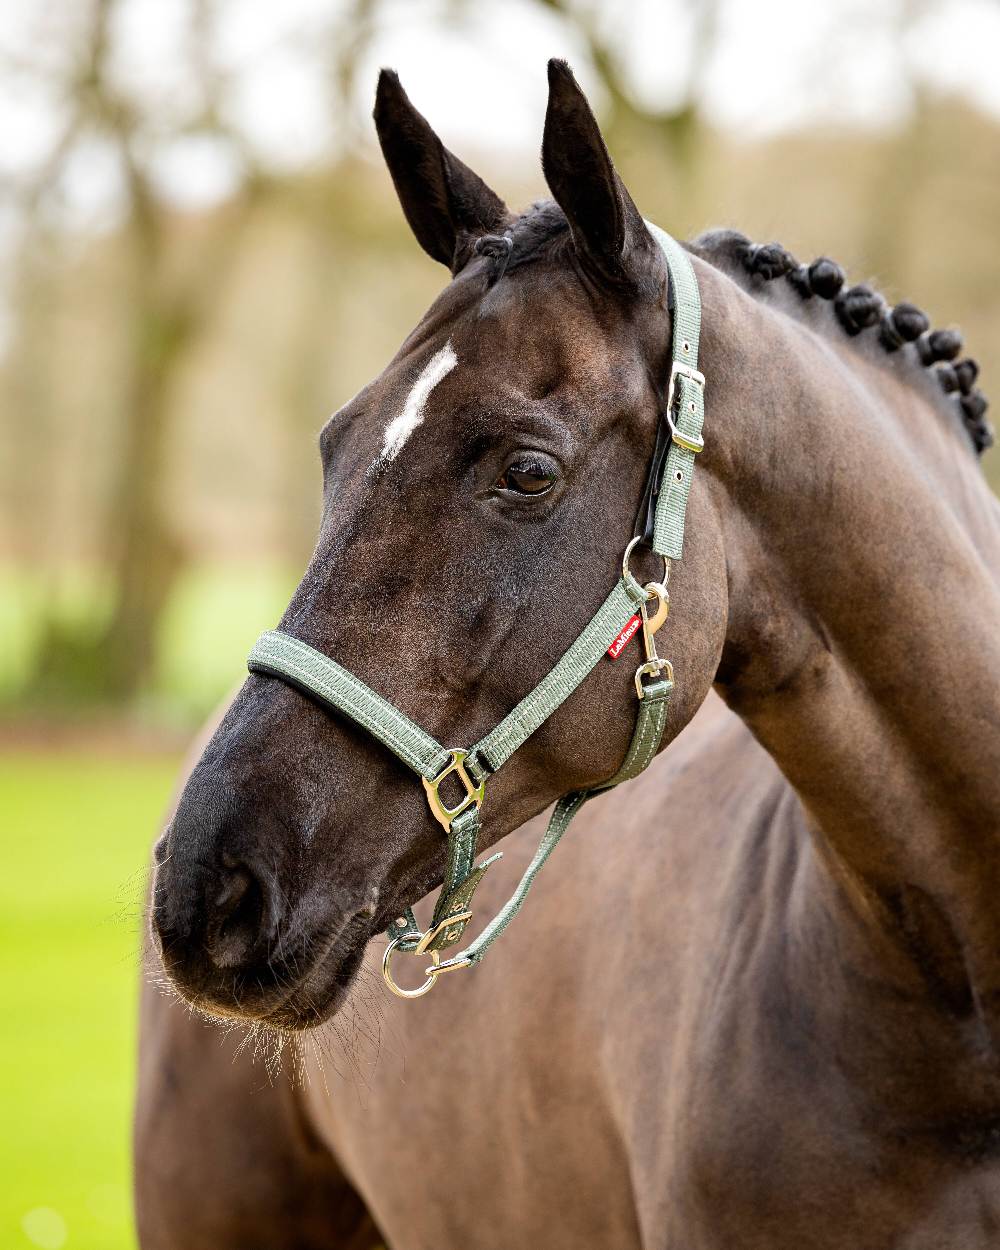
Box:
(382, 936), (441, 999)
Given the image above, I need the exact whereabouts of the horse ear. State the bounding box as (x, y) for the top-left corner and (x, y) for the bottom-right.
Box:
(542, 59), (658, 287)
(374, 69), (510, 272)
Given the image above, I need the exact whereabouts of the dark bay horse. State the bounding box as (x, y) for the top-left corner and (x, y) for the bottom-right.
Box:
(135, 61), (1000, 1249)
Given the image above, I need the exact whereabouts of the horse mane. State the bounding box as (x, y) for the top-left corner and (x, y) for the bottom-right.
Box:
(691, 227), (992, 459)
(491, 204), (993, 459)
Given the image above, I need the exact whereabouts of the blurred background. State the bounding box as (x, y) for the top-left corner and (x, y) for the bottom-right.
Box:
(1, 1), (997, 1247)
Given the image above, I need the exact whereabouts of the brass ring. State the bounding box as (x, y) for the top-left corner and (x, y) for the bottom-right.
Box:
(622, 536), (670, 589)
(382, 936), (440, 998)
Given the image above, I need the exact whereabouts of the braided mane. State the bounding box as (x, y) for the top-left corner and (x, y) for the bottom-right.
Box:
(692, 229), (992, 457)
(495, 205), (992, 459)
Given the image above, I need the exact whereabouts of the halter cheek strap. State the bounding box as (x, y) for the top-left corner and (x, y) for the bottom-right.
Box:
(246, 224), (705, 998)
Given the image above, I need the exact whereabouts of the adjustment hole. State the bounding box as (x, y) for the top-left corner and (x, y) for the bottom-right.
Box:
(675, 470), (683, 482)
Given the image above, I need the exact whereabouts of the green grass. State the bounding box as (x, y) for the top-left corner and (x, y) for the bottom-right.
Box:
(0, 752), (180, 1250)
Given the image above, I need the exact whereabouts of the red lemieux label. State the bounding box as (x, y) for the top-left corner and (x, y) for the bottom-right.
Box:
(607, 614), (641, 660)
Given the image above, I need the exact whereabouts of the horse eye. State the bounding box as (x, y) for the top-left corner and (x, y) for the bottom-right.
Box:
(495, 460), (557, 496)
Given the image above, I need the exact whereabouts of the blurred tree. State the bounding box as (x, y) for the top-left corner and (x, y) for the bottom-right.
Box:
(11, 0), (269, 700)
(3, 0), (724, 710)
(7, 0), (389, 704)
(443, 0), (720, 214)
(534, 0), (718, 177)
(0, 0), (995, 725)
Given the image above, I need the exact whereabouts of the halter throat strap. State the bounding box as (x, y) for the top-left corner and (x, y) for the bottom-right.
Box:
(246, 223), (705, 995)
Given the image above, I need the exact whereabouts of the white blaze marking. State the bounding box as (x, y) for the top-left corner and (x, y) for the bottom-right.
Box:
(379, 340), (457, 463)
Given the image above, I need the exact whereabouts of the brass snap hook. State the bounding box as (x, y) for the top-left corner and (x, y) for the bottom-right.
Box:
(641, 582), (670, 637)
(635, 584), (674, 700)
(414, 911), (473, 955)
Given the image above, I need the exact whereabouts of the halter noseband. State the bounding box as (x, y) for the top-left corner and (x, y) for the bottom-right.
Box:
(247, 224), (706, 999)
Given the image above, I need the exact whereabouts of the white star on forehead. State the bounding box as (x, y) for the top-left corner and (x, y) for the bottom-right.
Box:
(378, 340), (457, 464)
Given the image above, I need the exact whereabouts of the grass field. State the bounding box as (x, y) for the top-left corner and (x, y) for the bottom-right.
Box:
(0, 752), (181, 1250)
(0, 557), (297, 1248)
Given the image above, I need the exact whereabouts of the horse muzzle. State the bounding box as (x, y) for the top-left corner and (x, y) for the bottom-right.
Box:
(149, 817), (377, 1029)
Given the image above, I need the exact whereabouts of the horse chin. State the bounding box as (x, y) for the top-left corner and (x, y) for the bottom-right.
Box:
(155, 915), (373, 1032)
(260, 936), (371, 1032)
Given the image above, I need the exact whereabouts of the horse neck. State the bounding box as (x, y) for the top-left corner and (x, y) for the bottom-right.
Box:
(696, 259), (1000, 1018)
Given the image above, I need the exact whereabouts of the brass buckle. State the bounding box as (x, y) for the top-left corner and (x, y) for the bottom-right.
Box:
(414, 910), (473, 955)
(422, 749), (485, 831)
(665, 360), (706, 454)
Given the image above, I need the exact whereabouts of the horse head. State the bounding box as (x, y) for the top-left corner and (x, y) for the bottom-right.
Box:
(149, 61), (728, 1028)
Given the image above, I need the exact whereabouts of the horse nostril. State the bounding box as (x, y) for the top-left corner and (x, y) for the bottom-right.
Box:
(204, 864), (268, 969)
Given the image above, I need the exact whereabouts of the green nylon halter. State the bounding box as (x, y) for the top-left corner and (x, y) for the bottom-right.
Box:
(247, 223), (706, 997)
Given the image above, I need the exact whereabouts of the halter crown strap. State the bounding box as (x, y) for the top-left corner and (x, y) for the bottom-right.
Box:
(245, 224), (705, 993)
(646, 222), (705, 560)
